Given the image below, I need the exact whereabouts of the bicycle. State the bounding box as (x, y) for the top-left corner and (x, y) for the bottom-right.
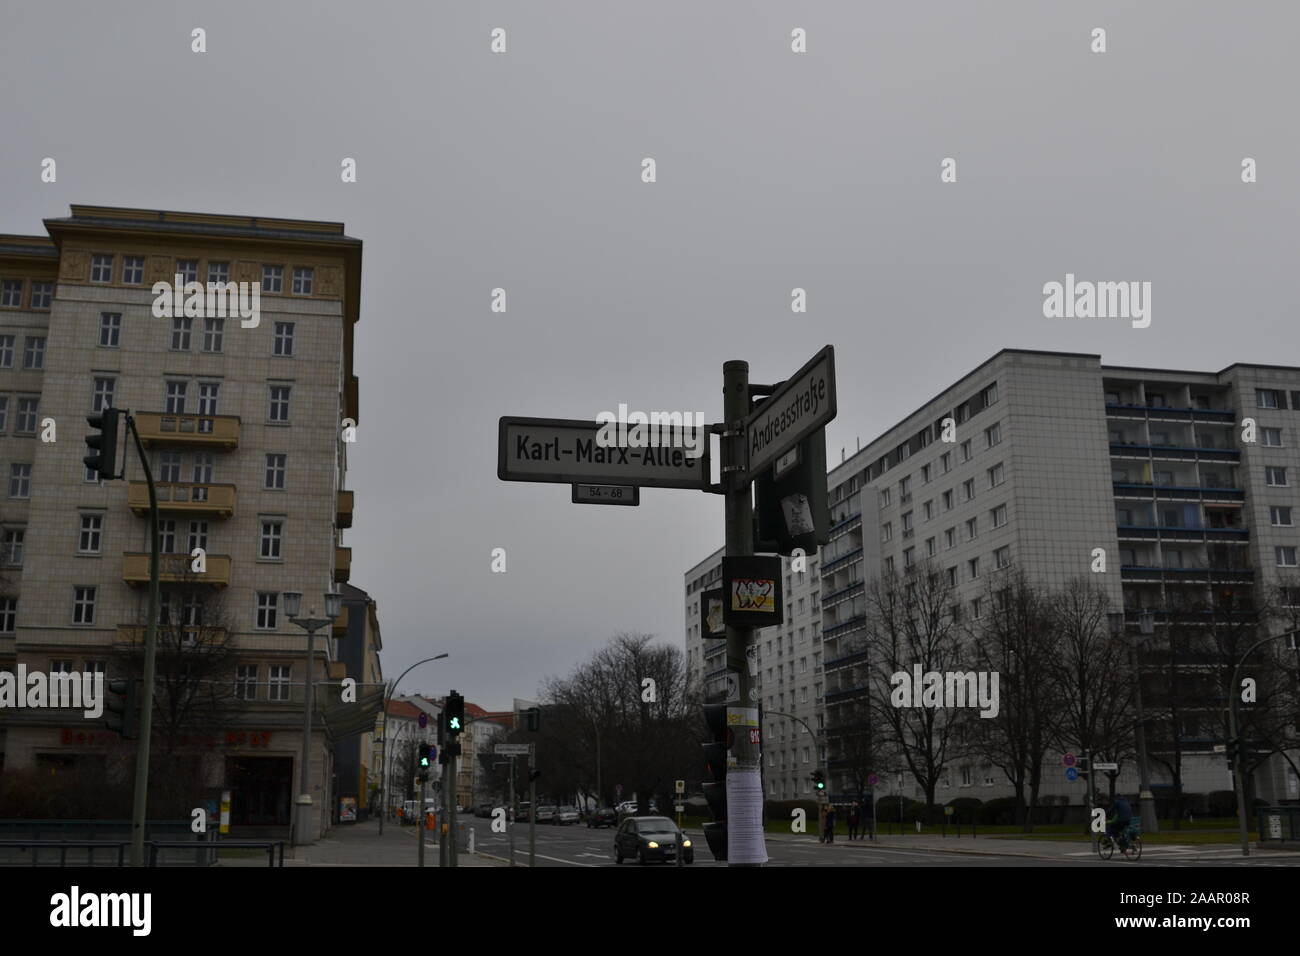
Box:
(1097, 823), (1143, 861)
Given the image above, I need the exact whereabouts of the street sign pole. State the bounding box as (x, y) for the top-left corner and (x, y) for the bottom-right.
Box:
(529, 768), (537, 868)
(418, 773), (427, 868)
(724, 360), (764, 867)
(508, 756), (517, 867)
(449, 748), (459, 868)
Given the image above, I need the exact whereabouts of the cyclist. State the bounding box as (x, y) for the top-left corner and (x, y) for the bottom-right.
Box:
(1106, 794), (1134, 847)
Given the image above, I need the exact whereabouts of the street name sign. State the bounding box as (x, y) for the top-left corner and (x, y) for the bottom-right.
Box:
(1094, 762), (1119, 771)
(571, 483), (640, 506)
(495, 743), (532, 756)
(743, 345), (836, 477)
(498, 417), (709, 489)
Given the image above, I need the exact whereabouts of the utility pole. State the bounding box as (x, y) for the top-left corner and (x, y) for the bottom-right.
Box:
(529, 768), (537, 867)
(449, 748), (459, 868)
(508, 757), (517, 867)
(723, 359), (764, 867)
(417, 772), (427, 867)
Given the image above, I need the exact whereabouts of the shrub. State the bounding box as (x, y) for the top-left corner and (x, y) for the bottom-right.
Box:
(1206, 790), (1237, 817)
(978, 796), (1018, 826)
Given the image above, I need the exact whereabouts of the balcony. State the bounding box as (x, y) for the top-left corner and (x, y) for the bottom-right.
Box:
(824, 614), (867, 639)
(337, 490), (354, 528)
(133, 411), (240, 450)
(823, 548), (863, 573)
(332, 604), (350, 636)
(1120, 565), (1254, 584)
(128, 481), (236, 518)
(122, 552), (232, 586)
(116, 624), (228, 647)
(334, 546), (352, 584)
(1105, 403), (1236, 423)
(1112, 483), (1245, 503)
(824, 648), (871, 673)
(1109, 443), (1240, 464)
(824, 685), (869, 704)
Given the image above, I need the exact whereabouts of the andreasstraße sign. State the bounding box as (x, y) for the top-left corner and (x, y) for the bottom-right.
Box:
(495, 743), (533, 756)
(743, 345), (836, 478)
(498, 417), (709, 490)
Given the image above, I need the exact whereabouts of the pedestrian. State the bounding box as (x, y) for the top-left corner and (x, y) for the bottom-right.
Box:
(823, 804), (837, 844)
(847, 804), (859, 840)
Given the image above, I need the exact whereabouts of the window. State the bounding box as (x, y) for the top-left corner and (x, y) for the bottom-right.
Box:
(16, 397), (38, 434)
(271, 321), (297, 357)
(158, 520), (177, 553)
(1106, 390), (1123, 404)
(1270, 506), (1293, 527)
(0, 597), (15, 634)
(899, 476), (911, 497)
(962, 478), (976, 501)
(73, 587), (96, 624)
(1277, 547), (1298, 568)
(165, 380), (187, 414)
(944, 527), (956, 549)
(21, 340), (43, 369)
(92, 377), (115, 412)
(159, 451), (182, 483)
(940, 452), (951, 474)
(208, 261), (230, 284)
(51, 659), (74, 675)
(268, 385), (291, 422)
(1148, 392), (1166, 408)
(921, 463), (931, 484)
(268, 665), (290, 701)
(987, 463), (1005, 487)
(942, 489), (953, 511)
(903, 547), (915, 569)
(901, 511), (913, 533)
(960, 439), (972, 462)
(0, 396), (7, 432)
(966, 516), (978, 539)
(78, 514), (103, 553)
(262, 265), (283, 293)
(265, 453), (286, 490)
(235, 665), (258, 700)
(3, 529), (23, 566)
(946, 566), (957, 587)
(256, 592), (279, 629)
(260, 520), (283, 559)
(985, 422), (1001, 447)
(1256, 388), (1283, 409)
(122, 256), (144, 285)
(30, 282), (53, 309)
(188, 521), (208, 553)
(883, 556), (895, 574)
(0, 279), (22, 307)
(99, 312), (121, 347)
(198, 382), (220, 416)
(192, 453), (213, 485)
(0, 335), (13, 367)
(8, 463), (31, 498)
(1262, 427), (1283, 447)
(968, 557), (980, 580)
(991, 504), (1007, 528)
(171, 316), (193, 350)
(971, 597), (982, 619)
(926, 536), (936, 557)
(176, 260), (198, 284)
(881, 522), (892, 543)
(980, 383), (998, 406)
(923, 499), (934, 521)
(203, 317), (224, 353)
(292, 267), (314, 295)
(1267, 467), (1288, 487)
(879, 487), (891, 508)
(994, 546), (1011, 570)
(90, 255), (113, 283)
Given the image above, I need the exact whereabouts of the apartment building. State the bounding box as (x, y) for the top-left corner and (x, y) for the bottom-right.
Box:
(334, 583), (384, 821)
(684, 544), (825, 801)
(0, 205), (363, 839)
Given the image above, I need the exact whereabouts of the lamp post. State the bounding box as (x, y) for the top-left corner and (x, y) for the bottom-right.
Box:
(284, 589), (342, 847)
(377, 653), (449, 835)
(1111, 609), (1158, 834)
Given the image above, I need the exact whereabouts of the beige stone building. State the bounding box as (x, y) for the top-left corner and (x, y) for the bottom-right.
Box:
(0, 205), (364, 840)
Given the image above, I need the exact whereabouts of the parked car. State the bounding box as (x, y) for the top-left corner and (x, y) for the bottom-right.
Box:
(474, 803), (494, 818)
(586, 807), (618, 828)
(613, 816), (694, 865)
(511, 801), (532, 822)
(555, 806), (580, 825)
(535, 805), (557, 824)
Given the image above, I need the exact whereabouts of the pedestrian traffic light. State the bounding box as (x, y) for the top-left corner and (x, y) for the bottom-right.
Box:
(445, 690), (465, 736)
(83, 408), (123, 481)
(755, 428), (829, 556)
(811, 770), (826, 791)
(104, 678), (139, 739)
(701, 703), (729, 861)
(418, 744), (432, 768)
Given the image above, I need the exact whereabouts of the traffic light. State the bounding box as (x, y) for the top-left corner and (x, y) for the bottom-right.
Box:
(104, 679), (139, 739)
(83, 408), (123, 481)
(1075, 756), (1090, 780)
(1225, 737), (1241, 764)
(445, 690), (465, 736)
(755, 428), (829, 556)
(418, 743), (432, 769)
(811, 770), (826, 791)
(701, 703), (729, 861)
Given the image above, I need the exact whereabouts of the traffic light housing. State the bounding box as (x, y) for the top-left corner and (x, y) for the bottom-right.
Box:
(445, 691), (465, 736)
(1225, 737), (1241, 764)
(1075, 756), (1090, 780)
(755, 428), (829, 556)
(418, 743), (432, 769)
(811, 769), (826, 791)
(83, 408), (123, 481)
(701, 703), (729, 861)
(104, 678), (139, 739)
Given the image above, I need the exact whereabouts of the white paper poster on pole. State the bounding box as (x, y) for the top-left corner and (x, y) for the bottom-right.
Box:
(725, 768), (768, 865)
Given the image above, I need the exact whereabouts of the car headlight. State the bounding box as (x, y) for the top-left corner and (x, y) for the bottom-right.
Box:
(647, 841), (659, 849)
(682, 840), (691, 847)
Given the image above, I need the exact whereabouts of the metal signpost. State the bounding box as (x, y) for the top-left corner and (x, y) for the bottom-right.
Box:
(498, 348), (836, 866)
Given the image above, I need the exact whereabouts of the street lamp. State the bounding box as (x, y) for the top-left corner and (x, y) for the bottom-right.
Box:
(377, 653), (450, 835)
(1110, 609), (1159, 834)
(285, 588), (341, 847)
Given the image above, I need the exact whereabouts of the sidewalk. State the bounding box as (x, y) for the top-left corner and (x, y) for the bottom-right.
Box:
(763, 829), (1300, 862)
(219, 818), (508, 867)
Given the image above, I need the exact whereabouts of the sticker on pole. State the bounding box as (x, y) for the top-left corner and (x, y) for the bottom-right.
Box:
(721, 555), (783, 627)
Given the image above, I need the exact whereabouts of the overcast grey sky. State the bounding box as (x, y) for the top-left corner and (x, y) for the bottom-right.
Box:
(3, 1), (1297, 709)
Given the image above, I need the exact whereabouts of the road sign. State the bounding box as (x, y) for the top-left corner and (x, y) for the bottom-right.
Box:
(1062, 753), (1076, 767)
(674, 803), (686, 813)
(498, 417), (709, 489)
(742, 345), (836, 477)
(1094, 762), (1119, 771)
(1065, 767), (1079, 781)
(868, 774), (879, 786)
(418, 712), (428, 728)
(571, 483), (639, 506)
(944, 806), (954, 816)
(675, 780), (685, 794)
(494, 743), (532, 756)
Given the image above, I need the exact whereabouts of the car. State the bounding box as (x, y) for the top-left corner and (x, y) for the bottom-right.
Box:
(513, 802), (532, 822)
(535, 805), (557, 824)
(555, 806), (579, 825)
(614, 816), (693, 865)
(475, 803), (494, 818)
(586, 807), (618, 828)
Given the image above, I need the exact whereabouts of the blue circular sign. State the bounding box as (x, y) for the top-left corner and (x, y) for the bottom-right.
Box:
(1065, 767), (1079, 781)
(418, 713), (428, 728)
